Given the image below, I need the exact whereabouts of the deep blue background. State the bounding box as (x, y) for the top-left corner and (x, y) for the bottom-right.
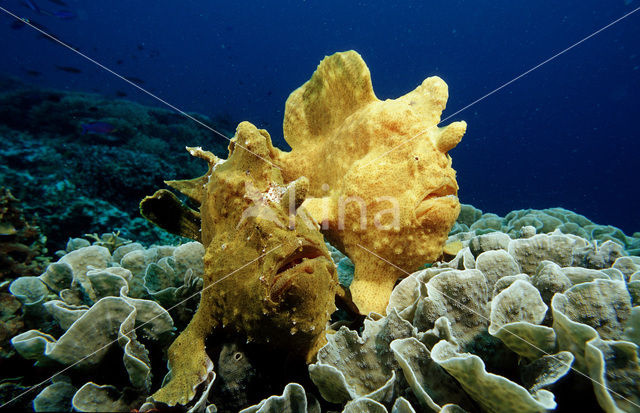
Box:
(0, 0), (639, 233)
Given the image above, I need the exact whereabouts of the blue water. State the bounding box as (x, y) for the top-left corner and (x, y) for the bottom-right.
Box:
(0, 0), (638, 233)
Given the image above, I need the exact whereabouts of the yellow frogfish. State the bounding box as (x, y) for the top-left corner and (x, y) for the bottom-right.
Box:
(140, 121), (338, 405)
(274, 50), (466, 315)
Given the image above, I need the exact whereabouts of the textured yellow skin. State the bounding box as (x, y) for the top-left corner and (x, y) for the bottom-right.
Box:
(152, 122), (338, 406)
(275, 51), (466, 315)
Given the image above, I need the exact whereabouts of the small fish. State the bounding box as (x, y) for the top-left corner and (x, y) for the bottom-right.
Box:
(23, 68), (42, 76)
(45, 0), (68, 6)
(23, 0), (41, 13)
(37, 7), (76, 19)
(0, 222), (17, 236)
(115, 90), (127, 97)
(50, 9), (76, 19)
(81, 122), (116, 135)
(24, 0), (76, 20)
(116, 59), (124, 65)
(124, 75), (145, 85)
(10, 20), (24, 29)
(55, 65), (82, 74)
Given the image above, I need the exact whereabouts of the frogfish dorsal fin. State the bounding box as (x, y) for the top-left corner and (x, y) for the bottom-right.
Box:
(165, 146), (221, 205)
(139, 189), (201, 241)
(283, 50), (377, 147)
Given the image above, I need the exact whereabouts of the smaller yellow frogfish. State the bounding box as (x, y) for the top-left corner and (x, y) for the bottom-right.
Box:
(140, 121), (338, 405)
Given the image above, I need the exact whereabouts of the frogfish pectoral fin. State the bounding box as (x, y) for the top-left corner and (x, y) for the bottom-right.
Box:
(139, 189), (201, 241)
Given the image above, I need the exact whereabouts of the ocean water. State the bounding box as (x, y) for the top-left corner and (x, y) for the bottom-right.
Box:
(0, 0), (638, 232)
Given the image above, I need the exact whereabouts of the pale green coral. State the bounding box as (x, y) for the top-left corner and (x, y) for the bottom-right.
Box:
(239, 383), (320, 413)
(309, 310), (413, 404)
(7, 203), (640, 412)
(32, 380), (75, 412)
(413, 269), (489, 347)
(452, 204), (640, 256)
(585, 338), (640, 412)
(12, 295), (173, 389)
(488, 280), (556, 359)
(430, 340), (557, 412)
(71, 382), (139, 412)
(390, 337), (475, 411)
(6, 239), (205, 411)
(307, 221), (639, 412)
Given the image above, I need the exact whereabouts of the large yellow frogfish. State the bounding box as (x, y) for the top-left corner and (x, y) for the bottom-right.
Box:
(274, 51), (466, 315)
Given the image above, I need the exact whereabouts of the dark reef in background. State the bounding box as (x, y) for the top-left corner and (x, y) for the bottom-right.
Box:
(0, 77), (231, 251)
(0, 187), (49, 282)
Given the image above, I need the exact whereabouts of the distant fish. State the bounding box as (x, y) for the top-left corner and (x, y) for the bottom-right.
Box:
(124, 75), (145, 85)
(115, 90), (127, 97)
(36, 7), (76, 19)
(116, 59), (124, 65)
(81, 122), (116, 135)
(55, 65), (82, 74)
(0, 222), (17, 236)
(45, 0), (68, 6)
(23, 0), (41, 13)
(23, 0), (76, 20)
(23, 68), (42, 76)
(50, 9), (76, 19)
(10, 20), (26, 30)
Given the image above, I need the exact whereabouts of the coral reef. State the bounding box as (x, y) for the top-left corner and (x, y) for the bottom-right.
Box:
(1, 62), (639, 412)
(141, 121), (339, 406)
(0, 188), (49, 282)
(274, 51), (466, 315)
(2, 206), (639, 412)
(0, 292), (24, 359)
(452, 204), (640, 256)
(2, 235), (205, 412)
(308, 221), (640, 412)
(238, 383), (320, 413)
(0, 80), (230, 250)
